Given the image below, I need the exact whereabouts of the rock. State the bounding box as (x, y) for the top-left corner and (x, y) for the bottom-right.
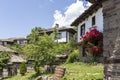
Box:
(43, 76), (48, 80)
(48, 77), (53, 80)
(36, 76), (43, 80)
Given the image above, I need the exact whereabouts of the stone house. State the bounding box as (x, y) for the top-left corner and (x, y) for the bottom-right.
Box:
(0, 45), (33, 78)
(71, 1), (103, 42)
(39, 27), (76, 43)
(0, 37), (28, 46)
(71, 1), (103, 62)
(86, 0), (120, 79)
(0, 45), (25, 78)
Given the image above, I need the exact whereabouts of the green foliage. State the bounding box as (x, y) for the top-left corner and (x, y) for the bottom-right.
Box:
(27, 27), (44, 44)
(4, 72), (53, 80)
(24, 33), (57, 73)
(6, 44), (25, 53)
(55, 33), (77, 54)
(24, 26), (77, 74)
(53, 36), (77, 55)
(4, 72), (36, 80)
(54, 43), (69, 54)
(61, 62), (103, 80)
(68, 33), (77, 50)
(52, 24), (60, 42)
(5, 63), (103, 80)
(23, 44), (39, 60)
(38, 34), (57, 65)
(66, 50), (79, 63)
(33, 61), (43, 75)
(0, 51), (11, 70)
(20, 62), (27, 76)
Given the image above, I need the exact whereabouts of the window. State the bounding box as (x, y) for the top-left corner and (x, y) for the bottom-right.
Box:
(62, 32), (66, 38)
(80, 24), (85, 36)
(92, 16), (96, 26)
(69, 33), (73, 41)
(19, 41), (24, 44)
(53, 32), (62, 40)
(58, 33), (62, 39)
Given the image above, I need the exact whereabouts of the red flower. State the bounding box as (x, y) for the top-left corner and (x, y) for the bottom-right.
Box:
(81, 28), (102, 41)
(92, 46), (99, 53)
(80, 27), (103, 56)
(98, 48), (103, 53)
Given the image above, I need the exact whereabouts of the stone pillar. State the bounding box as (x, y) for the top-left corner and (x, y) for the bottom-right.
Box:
(102, 0), (120, 79)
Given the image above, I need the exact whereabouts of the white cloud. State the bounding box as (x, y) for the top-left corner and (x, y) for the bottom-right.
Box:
(52, 0), (91, 27)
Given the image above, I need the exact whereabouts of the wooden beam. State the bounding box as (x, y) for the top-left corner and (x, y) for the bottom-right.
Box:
(87, 0), (98, 3)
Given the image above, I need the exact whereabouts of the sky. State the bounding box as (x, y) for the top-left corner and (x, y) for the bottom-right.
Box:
(0, 0), (90, 39)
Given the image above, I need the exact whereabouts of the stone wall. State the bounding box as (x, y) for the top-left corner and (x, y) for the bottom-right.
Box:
(102, 0), (120, 79)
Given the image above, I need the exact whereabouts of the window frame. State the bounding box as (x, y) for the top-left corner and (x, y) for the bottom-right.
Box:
(80, 23), (85, 36)
(92, 16), (96, 26)
(58, 32), (62, 39)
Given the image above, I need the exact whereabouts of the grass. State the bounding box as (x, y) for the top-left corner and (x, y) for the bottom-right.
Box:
(4, 72), (37, 80)
(3, 72), (53, 80)
(61, 62), (103, 80)
(4, 62), (103, 80)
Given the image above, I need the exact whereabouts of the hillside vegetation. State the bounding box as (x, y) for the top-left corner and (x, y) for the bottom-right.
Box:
(61, 63), (103, 80)
(4, 62), (103, 80)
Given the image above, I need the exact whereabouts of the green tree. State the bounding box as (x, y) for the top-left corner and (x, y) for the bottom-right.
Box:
(68, 33), (77, 50)
(24, 26), (77, 74)
(52, 24), (60, 42)
(0, 51), (11, 77)
(34, 61), (40, 74)
(24, 34), (57, 74)
(27, 27), (44, 44)
(66, 50), (79, 63)
(6, 44), (25, 54)
(20, 62), (27, 76)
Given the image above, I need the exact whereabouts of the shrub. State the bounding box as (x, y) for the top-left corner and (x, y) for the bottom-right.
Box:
(20, 62), (27, 76)
(33, 61), (44, 75)
(66, 50), (79, 63)
(34, 61), (40, 74)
